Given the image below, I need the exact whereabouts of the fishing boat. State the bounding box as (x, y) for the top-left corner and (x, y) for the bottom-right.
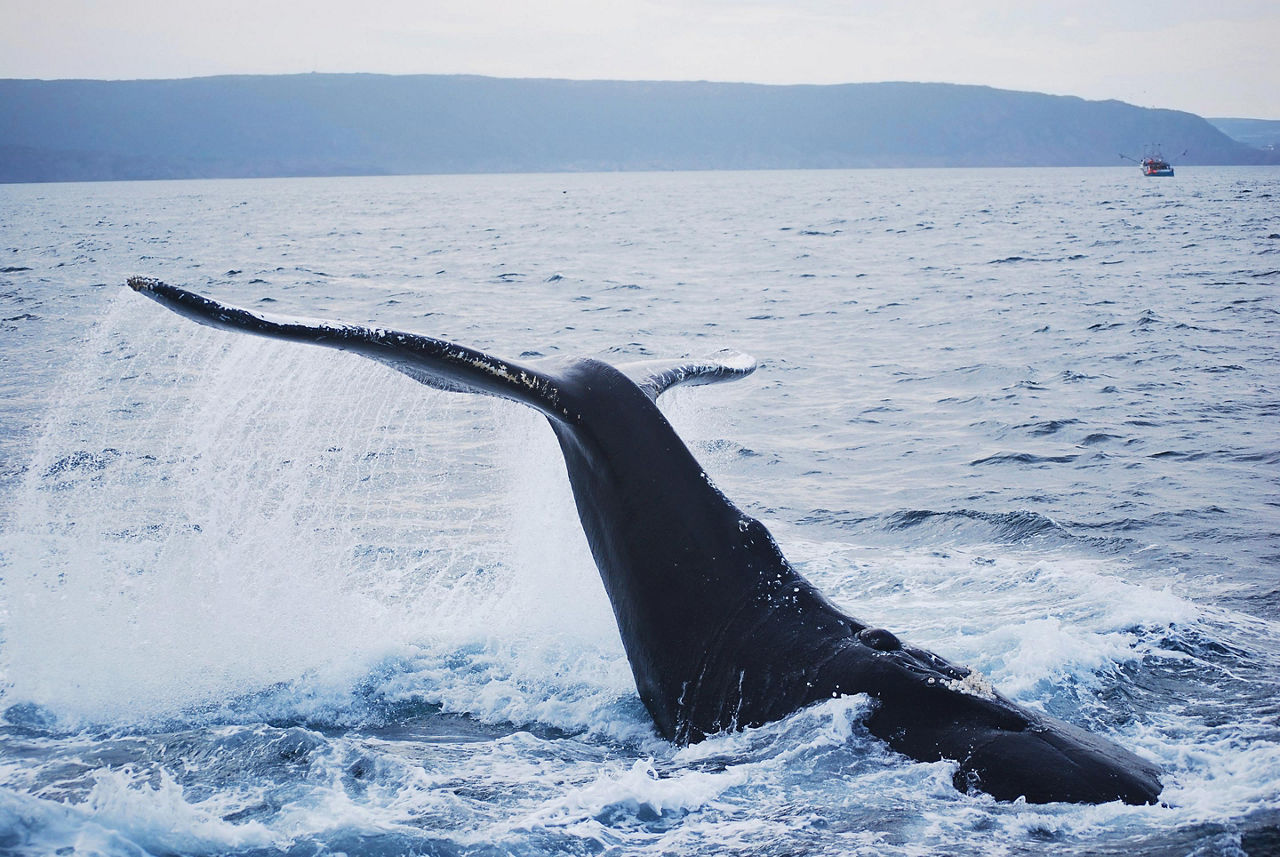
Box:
(1120, 146), (1177, 176)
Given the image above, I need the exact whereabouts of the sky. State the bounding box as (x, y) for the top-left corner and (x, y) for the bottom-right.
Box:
(3, 0), (1278, 119)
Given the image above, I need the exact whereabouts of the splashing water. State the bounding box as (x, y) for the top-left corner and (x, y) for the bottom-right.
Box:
(1, 291), (626, 729)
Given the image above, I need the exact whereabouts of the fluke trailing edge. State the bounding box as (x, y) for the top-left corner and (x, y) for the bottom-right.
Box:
(127, 276), (1162, 805)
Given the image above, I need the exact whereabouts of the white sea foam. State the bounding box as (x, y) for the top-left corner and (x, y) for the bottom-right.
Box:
(0, 768), (279, 857)
(528, 757), (749, 827)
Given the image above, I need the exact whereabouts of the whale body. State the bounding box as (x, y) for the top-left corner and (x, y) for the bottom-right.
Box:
(128, 277), (1162, 805)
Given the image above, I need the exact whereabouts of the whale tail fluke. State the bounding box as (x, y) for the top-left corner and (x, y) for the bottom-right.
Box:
(127, 277), (756, 415)
(618, 352), (757, 400)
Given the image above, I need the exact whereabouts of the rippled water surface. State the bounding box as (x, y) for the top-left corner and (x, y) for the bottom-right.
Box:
(1, 168), (1278, 855)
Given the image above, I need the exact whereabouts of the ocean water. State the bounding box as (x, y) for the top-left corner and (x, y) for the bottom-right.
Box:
(0, 167), (1278, 856)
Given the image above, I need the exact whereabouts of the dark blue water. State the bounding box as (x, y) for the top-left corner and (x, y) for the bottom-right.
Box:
(1, 168), (1278, 855)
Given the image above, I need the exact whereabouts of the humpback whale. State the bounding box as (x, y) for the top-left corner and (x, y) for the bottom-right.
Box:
(127, 277), (1162, 805)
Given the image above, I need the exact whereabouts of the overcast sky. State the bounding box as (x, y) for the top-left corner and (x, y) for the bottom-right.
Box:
(4, 0), (1277, 119)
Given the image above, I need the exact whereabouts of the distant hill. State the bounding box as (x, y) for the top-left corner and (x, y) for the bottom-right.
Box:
(2, 74), (1276, 183)
(1209, 118), (1280, 151)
